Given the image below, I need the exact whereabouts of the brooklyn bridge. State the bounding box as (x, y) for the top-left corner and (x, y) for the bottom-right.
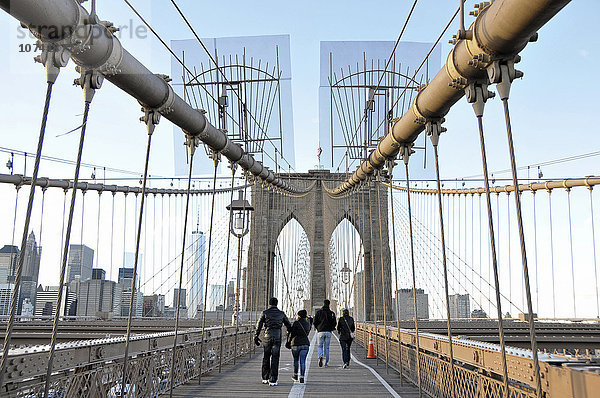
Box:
(0, 0), (598, 397)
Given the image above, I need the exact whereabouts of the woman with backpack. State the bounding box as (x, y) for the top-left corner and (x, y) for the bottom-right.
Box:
(336, 309), (355, 368)
(287, 309), (311, 383)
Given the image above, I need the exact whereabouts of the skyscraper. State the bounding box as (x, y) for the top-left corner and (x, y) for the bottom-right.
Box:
(35, 285), (75, 317)
(173, 288), (186, 309)
(76, 270), (121, 317)
(67, 244), (94, 282)
(118, 267), (140, 292)
(394, 288), (429, 320)
(118, 266), (142, 318)
(187, 230), (205, 318)
(209, 285), (225, 311)
(0, 245), (19, 283)
(448, 294), (471, 319)
(0, 233), (42, 314)
(20, 232), (41, 313)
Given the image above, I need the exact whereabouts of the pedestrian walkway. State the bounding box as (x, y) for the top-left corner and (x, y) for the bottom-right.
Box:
(173, 332), (421, 397)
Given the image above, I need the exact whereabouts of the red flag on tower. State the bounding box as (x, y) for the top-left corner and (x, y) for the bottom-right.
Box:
(317, 146), (322, 162)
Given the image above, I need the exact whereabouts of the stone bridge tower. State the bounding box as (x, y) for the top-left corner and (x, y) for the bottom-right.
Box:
(247, 170), (392, 320)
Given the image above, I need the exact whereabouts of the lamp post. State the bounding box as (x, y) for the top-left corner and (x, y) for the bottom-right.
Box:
(296, 285), (304, 312)
(340, 262), (351, 311)
(226, 189), (253, 364)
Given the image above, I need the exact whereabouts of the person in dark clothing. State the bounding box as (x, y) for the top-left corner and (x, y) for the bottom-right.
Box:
(313, 299), (337, 367)
(336, 309), (355, 368)
(307, 315), (313, 328)
(255, 297), (291, 386)
(287, 309), (311, 383)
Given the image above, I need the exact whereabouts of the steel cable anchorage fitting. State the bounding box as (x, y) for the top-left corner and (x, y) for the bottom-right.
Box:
(425, 119), (447, 148)
(465, 81), (495, 118)
(33, 42), (70, 84)
(400, 142), (415, 166)
(74, 66), (104, 103)
(487, 57), (524, 101)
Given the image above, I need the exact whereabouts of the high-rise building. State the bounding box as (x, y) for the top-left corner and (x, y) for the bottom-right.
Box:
(0, 284), (18, 316)
(226, 280), (235, 310)
(394, 288), (429, 320)
(209, 285), (225, 311)
(118, 267), (139, 292)
(35, 285), (75, 317)
(120, 290), (143, 318)
(173, 288), (187, 310)
(19, 232), (41, 314)
(187, 230), (205, 318)
(0, 245), (19, 283)
(92, 268), (106, 280)
(67, 244), (94, 282)
(143, 294), (165, 317)
(77, 271), (121, 317)
(0, 234), (41, 315)
(448, 294), (471, 319)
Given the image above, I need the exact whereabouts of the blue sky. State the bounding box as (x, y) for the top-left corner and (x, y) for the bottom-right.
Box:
(0, 1), (598, 315)
(1, 0), (597, 180)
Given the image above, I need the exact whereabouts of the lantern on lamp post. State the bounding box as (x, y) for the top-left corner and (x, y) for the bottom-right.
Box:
(226, 190), (254, 325)
(340, 263), (351, 311)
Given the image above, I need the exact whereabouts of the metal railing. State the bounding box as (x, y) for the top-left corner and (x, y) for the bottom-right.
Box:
(357, 323), (600, 398)
(1, 324), (253, 397)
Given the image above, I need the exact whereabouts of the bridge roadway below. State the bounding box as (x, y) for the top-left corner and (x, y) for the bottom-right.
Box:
(3, 318), (599, 351)
(174, 331), (418, 397)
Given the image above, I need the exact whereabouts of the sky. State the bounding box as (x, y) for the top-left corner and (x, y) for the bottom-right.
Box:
(0, 0), (598, 316)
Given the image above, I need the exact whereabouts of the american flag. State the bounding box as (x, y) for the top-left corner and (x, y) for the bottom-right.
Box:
(317, 146), (322, 162)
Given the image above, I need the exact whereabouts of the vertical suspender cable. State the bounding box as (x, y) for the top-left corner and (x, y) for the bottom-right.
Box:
(168, 145), (195, 397)
(476, 115), (510, 398)
(532, 190), (539, 314)
(360, 187), (368, 351)
(198, 156), (219, 385)
(218, 167), (236, 372)
(121, 127), (154, 398)
(367, 179), (379, 363)
(0, 81), (54, 387)
(566, 188), (577, 317)
(500, 95), (542, 398)
(431, 136), (456, 398)
(233, 175), (250, 364)
(387, 163), (403, 383)
(589, 186), (599, 318)
(403, 160), (422, 397)
(44, 98), (92, 398)
(376, 175), (389, 374)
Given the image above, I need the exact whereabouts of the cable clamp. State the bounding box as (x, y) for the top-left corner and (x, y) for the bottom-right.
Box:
(74, 66), (104, 103)
(400, 143), (415, 166)
(465, 82), (495, 117)
(487, 57), (523, 100)
(139, 106), (161, 136)
(425, 118), (447, 148)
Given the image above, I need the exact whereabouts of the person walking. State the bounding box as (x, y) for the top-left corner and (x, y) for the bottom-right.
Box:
(313, 299), (336, 367)
(287, 309), (311, 383)
(255, 297), (291, 386)
(336, 309), (355, 368)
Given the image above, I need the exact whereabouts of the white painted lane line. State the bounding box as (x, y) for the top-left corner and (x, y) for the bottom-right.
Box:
(288, 332), (318, 398)
(333, 334), (402, 398)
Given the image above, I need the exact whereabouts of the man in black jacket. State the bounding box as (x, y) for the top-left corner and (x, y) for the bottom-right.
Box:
(255, 297), (291, 386)
(313, 299), (336, 367)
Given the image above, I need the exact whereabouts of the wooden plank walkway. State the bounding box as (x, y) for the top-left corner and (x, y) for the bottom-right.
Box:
(173, 332), (421, 397)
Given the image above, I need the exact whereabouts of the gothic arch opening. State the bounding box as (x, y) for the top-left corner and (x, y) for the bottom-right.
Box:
(273, 218), (311, 315)
(328, 218), (361, 316)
